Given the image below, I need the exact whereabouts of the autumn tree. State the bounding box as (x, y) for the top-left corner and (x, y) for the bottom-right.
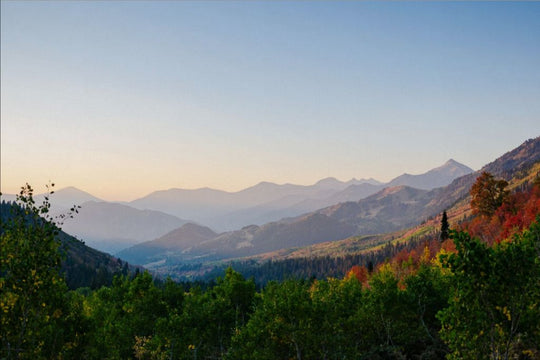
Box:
(470, 171), (509, 217)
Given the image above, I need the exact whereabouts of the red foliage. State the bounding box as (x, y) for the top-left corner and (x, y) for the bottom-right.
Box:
(345, 180), (539, 284)
(347, 265), (369, 284)
(440, 238), (456, 253)
(394, 249), (412, 264)
(462, 181), (540, 243)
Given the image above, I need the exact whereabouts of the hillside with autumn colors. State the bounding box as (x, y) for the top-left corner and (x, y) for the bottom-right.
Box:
(131, 137), (540, 281)
(3, 137), (540, 360)
(3, 163), (539, 359)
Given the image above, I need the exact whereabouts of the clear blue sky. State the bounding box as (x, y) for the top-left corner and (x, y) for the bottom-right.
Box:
(2, 1), (539, 201)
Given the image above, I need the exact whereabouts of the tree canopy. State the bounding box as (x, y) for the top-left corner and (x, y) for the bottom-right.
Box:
(470, 171), (509, 217)
(2, 182), (539, 359)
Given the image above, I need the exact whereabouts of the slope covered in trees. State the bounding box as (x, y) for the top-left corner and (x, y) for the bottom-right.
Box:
(118, 137), (539, 271)
(2, 176), (540, 359)
(0, 186), (137, 290)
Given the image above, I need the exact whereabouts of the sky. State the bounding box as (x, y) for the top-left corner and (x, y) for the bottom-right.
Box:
(2, 1), (540, 201)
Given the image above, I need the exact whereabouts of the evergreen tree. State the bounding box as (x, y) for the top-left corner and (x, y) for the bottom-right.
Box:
(440, 210), (450, 241)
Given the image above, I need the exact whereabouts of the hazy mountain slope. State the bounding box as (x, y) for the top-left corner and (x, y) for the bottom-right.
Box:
(117, 223), (217, 265)
(422, 136), (540, 217)
(482, 137), (540, 178)
(129, 137), (539, 268)
(319, 186), (433, 233)
(124, 186), (434, 265)
(1, 186), (103, 213)
(59, 201), (188, 254)
(386, 159), (473, 190)
(127, 179), (373, 230)
(127, 160), (470, 231)
(160, 213), (357, 263)
(129, 187), (236, 220)
(285, 182), (383, 215)
(267, 136), (540, 261)
(45, 186), (103, 208)
(0, 201), (136, 289)
(257, 140), (540, 264)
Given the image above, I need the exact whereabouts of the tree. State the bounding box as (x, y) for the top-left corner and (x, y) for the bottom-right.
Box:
(438, 221), (540, 359)
(229, 280), (313, 360)
(85, 272), (168, 359)
(470, 172), (509, 217)
(355, 265), (420, 358)
(0, 184), (77, 358)
(440, 210), (450, 241)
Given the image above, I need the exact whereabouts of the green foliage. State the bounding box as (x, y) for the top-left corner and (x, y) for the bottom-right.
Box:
(229, 279), (314, 360)
(84, 271), (169, 359)
(0, 184), (79, 359)
(438, 221), (540, 359)
(2, 183), (539, 360)
(404, 265), (451, 358)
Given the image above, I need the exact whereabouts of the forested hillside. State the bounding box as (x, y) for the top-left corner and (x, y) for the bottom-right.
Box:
(2, 172), (539, 359)
(123, 137), (540, 281)
(1, 186), (138, 290)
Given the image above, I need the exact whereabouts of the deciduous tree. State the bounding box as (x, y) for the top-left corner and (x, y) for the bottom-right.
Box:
(438, 221), (540, 359)
(0, 184), (77, 359)
(470, 172), (509, 217)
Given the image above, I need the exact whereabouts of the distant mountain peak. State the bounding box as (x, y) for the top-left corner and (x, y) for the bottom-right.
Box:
(387, 159), (473, 190)
(439, 158), (473, 170)
(54, 186), (99, 196)
(315, 177), (342, 187)
(59, 186), (83, 191)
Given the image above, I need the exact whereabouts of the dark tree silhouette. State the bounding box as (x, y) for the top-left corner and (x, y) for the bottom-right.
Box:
(440, 210), (449, 241)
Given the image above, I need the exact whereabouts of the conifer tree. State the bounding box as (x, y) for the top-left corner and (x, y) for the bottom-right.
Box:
(440, 210), (449, 241)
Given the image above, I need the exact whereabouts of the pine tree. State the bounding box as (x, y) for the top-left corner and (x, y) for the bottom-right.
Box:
(440, 210), (449, 241)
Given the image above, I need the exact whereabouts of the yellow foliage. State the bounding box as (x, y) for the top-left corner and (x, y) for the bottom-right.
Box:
(431, 249), (453, 275)
(420, 245), (431, 264)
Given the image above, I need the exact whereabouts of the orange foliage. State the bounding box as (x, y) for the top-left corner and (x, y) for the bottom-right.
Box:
(462, 182), (540, 244)
(347, 265), (369, 285)
(344, 180), (539, 286)
(440, 238), (456, 253)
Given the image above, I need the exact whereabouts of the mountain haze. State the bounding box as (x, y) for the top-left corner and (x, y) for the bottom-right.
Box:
(1, 186), (103, 213)
(128, 159), (472, 231)
(386, 159), (473, 190)
(116, 223), (217, 266)
(118, 137), (539, 268)
(60, 201), (188, 254)
(0, 201), (137, 289)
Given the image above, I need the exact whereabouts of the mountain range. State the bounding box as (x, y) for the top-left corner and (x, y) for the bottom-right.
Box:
(116, 137), (540, 268)
(128, 159), (471, 231)
(1, 158), (472, 255)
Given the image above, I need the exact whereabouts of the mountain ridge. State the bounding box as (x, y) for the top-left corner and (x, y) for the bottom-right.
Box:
(2, 158), (474, 254)
(59, 201), (189, 254)
(117, 137), (539, 268)
(127, 158), (473, 230)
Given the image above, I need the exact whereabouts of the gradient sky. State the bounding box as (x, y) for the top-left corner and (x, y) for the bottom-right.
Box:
(2, 1), (539, 201)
